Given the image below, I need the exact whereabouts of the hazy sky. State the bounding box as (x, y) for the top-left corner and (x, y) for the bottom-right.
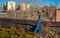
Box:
(0, 0), (60, 8)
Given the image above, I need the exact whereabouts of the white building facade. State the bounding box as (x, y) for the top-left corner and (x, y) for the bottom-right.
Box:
(4, 1), (16, 11)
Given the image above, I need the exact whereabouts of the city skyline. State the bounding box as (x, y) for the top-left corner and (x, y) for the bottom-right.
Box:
(0, 0), (60, 8)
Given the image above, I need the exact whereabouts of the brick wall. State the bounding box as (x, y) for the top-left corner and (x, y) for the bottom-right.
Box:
(56, 9), (60, 22)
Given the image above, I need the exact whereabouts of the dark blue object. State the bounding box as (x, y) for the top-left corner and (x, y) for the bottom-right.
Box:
(34, 15), (43, 34)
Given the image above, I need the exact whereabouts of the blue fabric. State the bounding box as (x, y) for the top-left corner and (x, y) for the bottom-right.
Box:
(34, 15), (43, 34)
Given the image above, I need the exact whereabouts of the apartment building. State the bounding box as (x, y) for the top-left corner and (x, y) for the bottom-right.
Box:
(3, 1), (16, 11)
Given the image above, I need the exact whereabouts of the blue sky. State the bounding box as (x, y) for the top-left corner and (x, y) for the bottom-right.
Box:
(0, 0), (60, 8)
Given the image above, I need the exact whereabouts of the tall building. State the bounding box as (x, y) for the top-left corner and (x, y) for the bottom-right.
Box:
(3, 1), (16, 11)
(48, 6), (56, 18)
(56, 9), (60, 22)
(20, 3), (30, 10)
(3, 2), (7, 11)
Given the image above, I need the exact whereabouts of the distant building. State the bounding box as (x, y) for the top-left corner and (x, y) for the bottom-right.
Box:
(3, 2), (7, 11)
(56, 9), (60, 22)
(0, 7), (4, 14)
(0, 7), (3, 11)
(20, 3), (30, 10)
(48, 6), (56, 18)
(40, 6), (56, 18)
(3, 1), (16, 11)
(16, 4), (20, 10)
